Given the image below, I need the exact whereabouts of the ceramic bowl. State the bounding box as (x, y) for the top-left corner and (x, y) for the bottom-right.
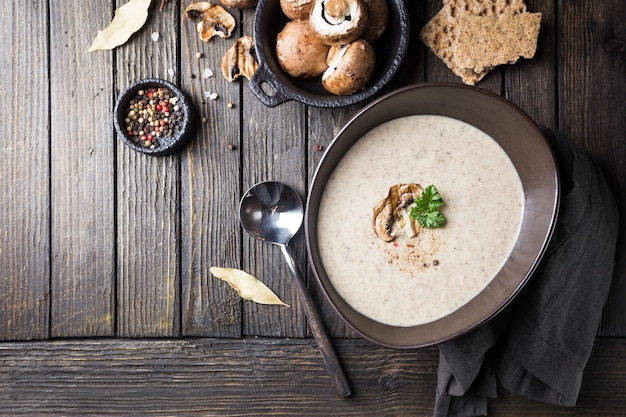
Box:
(114, 78), (195, 156)
(249, 0), (409, 108)
(305, 83), (560, 348)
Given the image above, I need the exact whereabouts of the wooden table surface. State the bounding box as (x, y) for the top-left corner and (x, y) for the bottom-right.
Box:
(1, 0), (625, 415)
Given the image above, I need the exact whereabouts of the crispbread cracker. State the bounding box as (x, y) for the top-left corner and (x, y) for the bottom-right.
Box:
(420, 7), (489, 85)
(454, 11), (541, 73)
(420, 0), (541, 85)
(444, 0), (528, 17)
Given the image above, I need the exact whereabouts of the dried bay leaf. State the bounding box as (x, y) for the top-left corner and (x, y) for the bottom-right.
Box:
(210, 267), (290, 307)
(88, 0), (152, 52)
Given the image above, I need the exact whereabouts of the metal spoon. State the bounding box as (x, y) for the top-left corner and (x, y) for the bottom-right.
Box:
(239, 181), (352, 398)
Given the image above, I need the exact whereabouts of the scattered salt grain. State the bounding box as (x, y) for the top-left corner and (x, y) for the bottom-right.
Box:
(151, 32), (160, 42)
(201, 68), (214, 79)
(168, 68), (175, 77)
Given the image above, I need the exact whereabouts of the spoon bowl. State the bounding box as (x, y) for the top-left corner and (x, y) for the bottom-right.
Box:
(239, 181), (351, 397)
(239, 181), (303, 245)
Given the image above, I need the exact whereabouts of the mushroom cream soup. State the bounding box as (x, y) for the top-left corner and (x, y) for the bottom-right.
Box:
(317, 115), (524, 327)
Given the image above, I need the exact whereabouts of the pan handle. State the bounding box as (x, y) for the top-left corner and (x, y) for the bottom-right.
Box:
(248, 63), (293, 107)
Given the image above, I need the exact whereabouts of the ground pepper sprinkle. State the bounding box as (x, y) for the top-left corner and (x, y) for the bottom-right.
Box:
(124, 87), (184, 149)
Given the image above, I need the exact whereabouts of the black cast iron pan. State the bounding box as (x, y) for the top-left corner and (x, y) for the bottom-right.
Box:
(250, 0), (409, 108)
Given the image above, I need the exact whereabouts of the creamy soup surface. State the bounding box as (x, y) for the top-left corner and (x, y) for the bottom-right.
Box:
(317, 115), (524, 327)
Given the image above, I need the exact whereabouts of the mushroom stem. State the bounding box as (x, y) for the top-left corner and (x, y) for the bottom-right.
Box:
(310, 0), (368, 45)
(325, 0), (349, 20)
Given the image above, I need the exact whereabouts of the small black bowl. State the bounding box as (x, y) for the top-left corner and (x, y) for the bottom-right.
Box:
(250, 0), (410, 108)
(114, 78), (195, 156)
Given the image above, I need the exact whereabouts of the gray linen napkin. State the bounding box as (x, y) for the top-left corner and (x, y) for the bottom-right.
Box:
(433, 128), (620, 416)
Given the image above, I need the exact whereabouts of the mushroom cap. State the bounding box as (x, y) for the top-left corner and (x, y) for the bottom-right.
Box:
(221, 36), (259, 82)
(362, 0), (389, 42)
(280, 0), (314, 20)
(185, 2), (236, 41)
(276, 20), (330, 79)
(322, 39), (375, 95)
(309, 0), (368, 45)
(219, 0), (259, 8)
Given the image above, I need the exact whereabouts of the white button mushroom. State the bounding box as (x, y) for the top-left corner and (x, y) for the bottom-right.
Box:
(276, 20), (331, 79)
(219, 0), (258, 8)
(322, 39), (375, 95)
(280, 0), (314, 20)
(309, 0), (368, 45)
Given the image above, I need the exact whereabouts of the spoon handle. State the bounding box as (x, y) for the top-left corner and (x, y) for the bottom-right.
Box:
(280, 244), (352, 398)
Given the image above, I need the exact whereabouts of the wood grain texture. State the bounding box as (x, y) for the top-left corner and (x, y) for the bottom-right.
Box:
(0, 338), (434, 416)
(0, 0), (50, 341)
(1, 1), (626, 415)
(49, 1), (115, 337)
(1, 338), (626, 416)
(558, 0), (625, 336)
(180, 2), (244, 337)
(241, 9), (309, 338)
(115, 1), (182, 338)
(505, 0), (557, 128)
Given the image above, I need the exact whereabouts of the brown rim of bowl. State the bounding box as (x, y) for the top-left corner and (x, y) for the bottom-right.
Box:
(305, 83), (560, 349)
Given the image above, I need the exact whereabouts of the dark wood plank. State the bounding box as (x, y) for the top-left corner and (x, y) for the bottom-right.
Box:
(558, 0), (626, 336)
(180, 3), (243, 337)
(241, 9), (309, 338)
(49, 1), (115, 337)
(505, 0), (557, 128)
(0, 338), (435, 415)
(1, 338), (625, 415)
(114, 1), (182, 338)
(0, 0), (50, 341)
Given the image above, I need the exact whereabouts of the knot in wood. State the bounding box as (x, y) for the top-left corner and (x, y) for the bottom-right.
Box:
(603, 37), (625, 53)
(377, 368), (400, 394)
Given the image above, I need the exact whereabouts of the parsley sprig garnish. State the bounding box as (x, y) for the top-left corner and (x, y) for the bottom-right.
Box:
(410, 185), (446, 228)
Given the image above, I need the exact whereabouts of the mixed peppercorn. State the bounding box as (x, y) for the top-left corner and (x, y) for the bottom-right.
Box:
(124, 87), (184, 149)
